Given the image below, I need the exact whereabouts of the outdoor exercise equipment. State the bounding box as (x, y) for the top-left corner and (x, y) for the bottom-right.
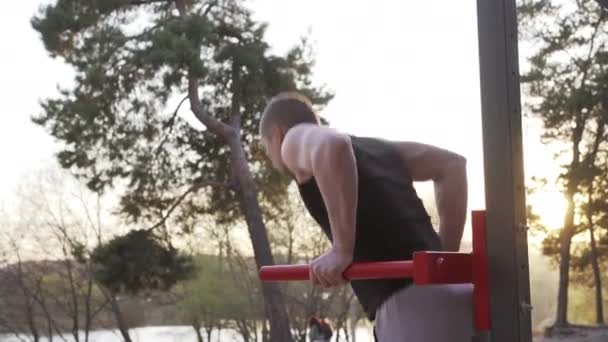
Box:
(261, 0), (533, 340)
(259, 210), (491, 335)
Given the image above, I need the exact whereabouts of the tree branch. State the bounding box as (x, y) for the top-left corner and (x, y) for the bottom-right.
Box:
(573, 8), (606, 90)
(91, 298), (111, 319)
(229, 63), (242, 130)
(188, 78), (236, 139)
(124, 20), (173, 41)
(128, 0), (171, 6)
(175, 0), (187, 13)
(146, 178), (231, 232)
(155, 95), (189, 155)
(173, 0), (236, 140)
(202, 0), (219, 17)
(217, 24), (245, 42)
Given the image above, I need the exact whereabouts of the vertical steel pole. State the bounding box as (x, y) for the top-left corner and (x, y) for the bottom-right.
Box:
(476, 0), (533, 341)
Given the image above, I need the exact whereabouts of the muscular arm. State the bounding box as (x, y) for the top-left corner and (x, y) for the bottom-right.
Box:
(281, 124), (358, 256)
(392, 141), (468, 251)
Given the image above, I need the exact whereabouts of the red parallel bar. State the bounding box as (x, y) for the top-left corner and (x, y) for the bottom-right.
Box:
(472, 210), (491, 332)
(259, 261), (414, 281)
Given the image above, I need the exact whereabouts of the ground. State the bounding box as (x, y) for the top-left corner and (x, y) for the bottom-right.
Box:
(3, 326), (608, 341)
(534, 327), (608, 342)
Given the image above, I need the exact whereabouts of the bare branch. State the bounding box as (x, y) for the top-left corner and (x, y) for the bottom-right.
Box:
(73, 186), (99, 245)
(91, 298), (111, 319)
(96, 195), (103, 245)
(202, 0), (219, 16)
(146, 178), (231, 232)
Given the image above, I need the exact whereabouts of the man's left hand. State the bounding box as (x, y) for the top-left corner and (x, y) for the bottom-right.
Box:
(310, 247), (353, 288)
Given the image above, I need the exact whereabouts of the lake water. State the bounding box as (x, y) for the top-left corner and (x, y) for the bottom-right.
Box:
(0, 325), (376, 342)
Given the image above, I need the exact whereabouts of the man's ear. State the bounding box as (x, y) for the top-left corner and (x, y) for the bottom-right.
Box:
(275, 125), (287, 145)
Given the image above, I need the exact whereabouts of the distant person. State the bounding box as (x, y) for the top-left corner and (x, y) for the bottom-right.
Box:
(308, 316), (332, 342)
(259, 92), (473, 341)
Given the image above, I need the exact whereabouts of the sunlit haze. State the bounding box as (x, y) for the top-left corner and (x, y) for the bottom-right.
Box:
(0, 1), (566, 243)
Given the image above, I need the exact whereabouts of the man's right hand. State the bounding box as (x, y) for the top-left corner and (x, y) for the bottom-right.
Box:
(310, 247), (353, 288)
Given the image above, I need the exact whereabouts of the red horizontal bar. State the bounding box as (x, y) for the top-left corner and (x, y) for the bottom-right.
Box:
(259, 261), (414, 281)
(259, 252), (474, 284)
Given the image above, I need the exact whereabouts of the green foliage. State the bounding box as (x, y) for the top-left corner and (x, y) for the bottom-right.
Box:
(91, 230), (194, 293)
(178, 255), (239, 320)
(519, 0), (608, 252)
(31, 0), (332, 231)
(519, 0), (607, 139)
(177, 253), (264, 342)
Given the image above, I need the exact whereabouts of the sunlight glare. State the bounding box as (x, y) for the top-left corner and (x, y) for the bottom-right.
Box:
(529, 191), (567, 230)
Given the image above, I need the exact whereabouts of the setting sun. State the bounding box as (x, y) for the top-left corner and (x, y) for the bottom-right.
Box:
(529, 190), (568, 231)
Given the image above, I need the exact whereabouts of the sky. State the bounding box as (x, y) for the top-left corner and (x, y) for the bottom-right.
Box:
(0, 1), (565, 241)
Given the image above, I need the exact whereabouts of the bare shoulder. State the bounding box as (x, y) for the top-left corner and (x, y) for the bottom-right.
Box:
(388, 140), (466, 181)
(281, 124), (352, 178)
(282, 125), (349, 154)
(284, 124), (345, 142)
(389, 140), (464, 161)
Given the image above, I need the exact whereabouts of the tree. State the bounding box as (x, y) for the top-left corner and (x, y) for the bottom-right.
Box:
(519, 0), (608, 330)
(571, 156), (608, 325)
(31, 1), (331, 339)
(177, 254), (230, 342)
(4, 167), (152, 342)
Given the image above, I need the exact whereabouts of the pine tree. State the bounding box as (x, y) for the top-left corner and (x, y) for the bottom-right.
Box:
(519, 0), (608, 330)
(31, 1), (332, 339)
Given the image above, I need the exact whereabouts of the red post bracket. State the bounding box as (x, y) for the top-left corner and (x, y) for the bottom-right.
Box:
(413, 251), (473, 285)
(472, 210), (491, 332)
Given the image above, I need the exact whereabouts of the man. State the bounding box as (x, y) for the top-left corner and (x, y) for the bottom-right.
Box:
(259, 92), (473, 341)
(308, 316), (332, 342)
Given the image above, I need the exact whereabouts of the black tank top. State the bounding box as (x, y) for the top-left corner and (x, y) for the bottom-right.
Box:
(297, 135), (441, 320)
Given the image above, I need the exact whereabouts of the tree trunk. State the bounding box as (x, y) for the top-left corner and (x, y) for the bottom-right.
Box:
(193, 324), (204, 342)
(180, 3), (293, 339)
(16, 260), (40, 342)
(108, 293), (132, 342)
(33, 284), (64, 341)
(556, 194), (576, 327)
(47, 315), (54, 342)
(227, 133), (293, 341)
(262, 319), (269, 342)
(236, 318), (251, 342)
(588, 216), (605, 325)
(84, 263), (95, 342)
(206, 326), (213, 342)
(25, 299), (40, 342)
(586, 119), (607, 326)
(65, 258), (80, 342)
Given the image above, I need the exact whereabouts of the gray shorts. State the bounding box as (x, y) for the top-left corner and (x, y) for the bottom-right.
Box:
(375, 284), (474, 342)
